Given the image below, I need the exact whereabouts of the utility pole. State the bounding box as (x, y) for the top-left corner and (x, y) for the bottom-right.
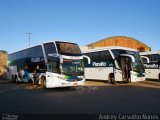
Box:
(26, 33), (32, 47)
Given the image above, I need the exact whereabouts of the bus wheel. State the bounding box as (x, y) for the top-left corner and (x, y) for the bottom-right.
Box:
(14, 75), (18, 83)
(127, 78), (131, 83)
(11, 75), (14, 83)
(108, 74), (115, 84)
(41, 76), (46, 88)
(158, 74), (160, 82)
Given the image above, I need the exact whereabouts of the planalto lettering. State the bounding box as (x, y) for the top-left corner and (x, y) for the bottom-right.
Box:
(31, 57), (44, 63)
(144, 64), (159, 69)
(92, 62), (106, 67)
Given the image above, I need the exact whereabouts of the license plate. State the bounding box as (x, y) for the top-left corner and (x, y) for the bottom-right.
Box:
(140, 78), (142, 80)
(73, 82), (78, 86)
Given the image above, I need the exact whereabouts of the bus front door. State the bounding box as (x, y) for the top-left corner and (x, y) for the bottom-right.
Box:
(114, 59), (123, 82)
(114, 56), (132, 83)
(121, 57), (131, 82)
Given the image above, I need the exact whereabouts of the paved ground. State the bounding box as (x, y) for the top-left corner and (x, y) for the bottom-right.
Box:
(85, 80), (160, 89)
(0, 80), (160, 120)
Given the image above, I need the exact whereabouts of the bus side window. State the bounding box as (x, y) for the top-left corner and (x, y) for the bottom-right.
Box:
(83, 53), (89, 64)
(90, 52), (99, 62)
(153, 54), (159, 62)
(47, 62), (58, 73)
(47, 64), (52, 72)
(114, 58), (121, 69)
(83, 57), (88, 65)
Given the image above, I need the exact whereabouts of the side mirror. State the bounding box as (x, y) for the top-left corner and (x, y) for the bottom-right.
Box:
(83, 55), (91, 64)
(141, 56), (149, 63)
(114, 58), (120, 69)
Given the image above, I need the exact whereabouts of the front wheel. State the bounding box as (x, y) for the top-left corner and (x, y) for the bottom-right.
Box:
(158, 74), (160, 82)
(14, 75), (18, 83)
(127, 78), (131, 83)
(41, 76), (46, 88)
(11, 75), (14, 83)
(108, 74), (115, 84)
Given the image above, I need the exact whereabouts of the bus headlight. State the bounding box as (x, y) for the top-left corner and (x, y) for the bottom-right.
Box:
(78, 76), (84, 80)
(57, 76), (65, 80)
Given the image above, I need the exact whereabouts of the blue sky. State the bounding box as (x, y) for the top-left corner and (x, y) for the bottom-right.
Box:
(0, 0), (160, 53)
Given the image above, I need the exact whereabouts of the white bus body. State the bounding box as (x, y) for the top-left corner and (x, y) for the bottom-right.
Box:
(140, 51), (160, 81)
(83, 46), (145, 83)
(8, 41), (89, 88)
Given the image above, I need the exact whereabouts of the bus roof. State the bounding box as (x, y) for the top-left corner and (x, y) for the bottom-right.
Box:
(42, 40), (76, 45)
(9, 44), (42, 55)
(9, 40), (76, 54)
(82, 46), (137, 53)
(140, 51), (160, 55)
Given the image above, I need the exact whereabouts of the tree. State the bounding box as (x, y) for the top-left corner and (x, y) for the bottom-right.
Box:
(0, 50), (7, 53)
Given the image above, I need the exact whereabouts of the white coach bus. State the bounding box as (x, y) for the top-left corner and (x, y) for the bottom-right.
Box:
(8, 41), (90, 88)
(140, 51), (160, 81)
(83, 46), (145, 83)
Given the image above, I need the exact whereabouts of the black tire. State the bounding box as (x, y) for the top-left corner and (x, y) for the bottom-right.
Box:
(41, 76), (46, 88)
(14, 75), (18, 83)
(158, 74), (160, 82)
(11, 75), (14, 83)
(108, 74), (115, 84)
(127, 78), (131, 83)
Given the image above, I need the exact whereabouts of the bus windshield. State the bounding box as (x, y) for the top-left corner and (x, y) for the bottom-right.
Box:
(56, 41), (82, 56)
(61, 59), (84, 76)
(112, 49), (145, 73)
(130, 52), (145, 73)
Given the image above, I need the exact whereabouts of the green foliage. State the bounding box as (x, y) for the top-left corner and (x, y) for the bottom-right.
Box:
(0, 50), (7, 53)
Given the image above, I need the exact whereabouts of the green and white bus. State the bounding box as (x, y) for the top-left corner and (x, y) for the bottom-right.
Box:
(8, 41), (90, 88)
(83, 46), (145, 83)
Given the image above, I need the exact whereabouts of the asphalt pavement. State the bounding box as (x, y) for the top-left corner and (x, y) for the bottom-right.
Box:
(0, 80), (160, 120)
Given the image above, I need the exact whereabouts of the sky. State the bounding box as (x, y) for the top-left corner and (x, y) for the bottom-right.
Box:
(0, 0), (160, 53)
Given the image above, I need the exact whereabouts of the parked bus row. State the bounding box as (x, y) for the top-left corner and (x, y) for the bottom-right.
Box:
(7, 40), (160, 88)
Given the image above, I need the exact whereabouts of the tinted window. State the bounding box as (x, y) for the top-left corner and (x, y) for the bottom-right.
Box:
(144, 54), (159, 63)
(44, 42), (57, 56)
(111, 49), (126, 58)
(99, 50), (112, 61)
(9, 45), (43, 60)
(47, 62), (59, 73)
(83, 53), (89, 64)
(84, 51), (114, 67)
(56, 41), (81, 56)
(29, 46), (43, 57)
(43, 42), (57, 62)
(90, 52), (99, 62)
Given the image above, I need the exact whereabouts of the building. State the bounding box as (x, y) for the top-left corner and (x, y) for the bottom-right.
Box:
(0, 50), (8, 79)
(81, 36), (151, 52)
